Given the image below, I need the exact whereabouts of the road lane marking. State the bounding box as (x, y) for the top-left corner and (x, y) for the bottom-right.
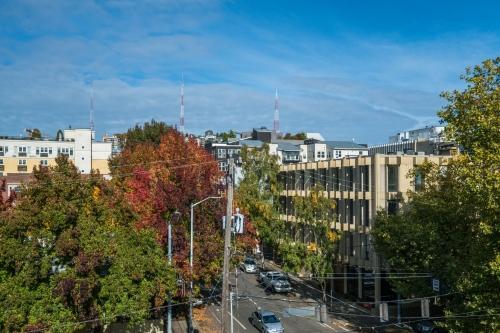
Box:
(228, 311), (247, 330)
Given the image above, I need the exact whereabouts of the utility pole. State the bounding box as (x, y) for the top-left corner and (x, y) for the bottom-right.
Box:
(221, 159), (234, 333)
(230, 292), (234, 333)
(167, 219), (173, 333)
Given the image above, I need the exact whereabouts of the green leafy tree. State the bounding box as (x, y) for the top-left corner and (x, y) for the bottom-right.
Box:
(372, 58), (499, 333)
(237, 144), (284, 249)
(30, 128), (42, 139)
(0, 156), (176, 332)
(118, 119), (171, 150)
(237, 146), (338, 301)
(217, 130), (237, 142)
(288, 186), (337, 301)
(283, 132), (307, 140)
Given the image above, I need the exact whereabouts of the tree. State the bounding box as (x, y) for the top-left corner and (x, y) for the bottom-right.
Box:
(285, 186), (337, 301)
(0, 156), (176, 332)
(112, 124), (224, 284)
(236, 144), (283, 250)
(30, 128), (42, 139)
(372, 58), (499, 333)
(117, 119), (171, 150)
(283, 132), (307, 140)
(217, 130), (237, 142)
(237, 146), (338, 301)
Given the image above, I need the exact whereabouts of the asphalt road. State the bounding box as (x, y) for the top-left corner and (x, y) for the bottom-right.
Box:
(207, 269), (350, 333)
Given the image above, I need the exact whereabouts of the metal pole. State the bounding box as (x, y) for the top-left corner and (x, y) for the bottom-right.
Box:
(189, 203), (194, 333)
(397, 292), (401, 324)
(230, 292), (234, 333)
(167, 221), (173, 333)
(221, 159), (234, 333)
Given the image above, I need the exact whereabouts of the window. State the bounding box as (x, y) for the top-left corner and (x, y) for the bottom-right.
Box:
(363, 200), (370, 227)
(349, 199), (354, 224)
(362, 234), (370, 260)
(0, 146), (8, 156)
(18, 159), (27, 165)
(335, 150), (341, 158)
(217, 149), (226, 159)
(36, 147), (52, 157)
(219, 161), (228, 172)
(316, 151), (325, 159)
(361, 165), (369, 192)
(40, 160), (48, 166)
(332, 168), (340, 191)
(387, 165), (398, 192)
(18, 146), (27, 156)
(58, 147), (73, 156)
(348, 233), (354, 256)
(0, 159), (3, 165)
(387, 200), (399, 215)
(345, 167), (354, 191)
(415, 170), (425, 191)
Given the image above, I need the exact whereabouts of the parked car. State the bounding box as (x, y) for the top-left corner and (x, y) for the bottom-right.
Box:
(249, 310), (284, 333)
(415, 320), (448, 333)
(240, 258), (258, 273)
(259, 271), (284, 285)
(269, 276), (292, 293)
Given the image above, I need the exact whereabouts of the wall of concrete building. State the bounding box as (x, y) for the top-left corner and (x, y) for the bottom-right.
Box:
(279, 154), (451, 303)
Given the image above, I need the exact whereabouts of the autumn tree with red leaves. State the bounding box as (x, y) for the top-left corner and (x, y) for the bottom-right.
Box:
(112, 121), (225, 283)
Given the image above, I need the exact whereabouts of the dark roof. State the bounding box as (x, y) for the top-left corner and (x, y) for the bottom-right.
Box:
(324, 141), (368, 149)
(239, 140), (263, 148)
(274, 141), (300, 151)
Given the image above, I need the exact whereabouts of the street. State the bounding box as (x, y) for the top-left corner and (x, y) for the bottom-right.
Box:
(206, 269), (351, 333)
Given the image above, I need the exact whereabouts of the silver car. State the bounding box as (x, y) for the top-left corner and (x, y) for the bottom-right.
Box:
(250, 310), (284, 333)
(240, 258), (258, 273)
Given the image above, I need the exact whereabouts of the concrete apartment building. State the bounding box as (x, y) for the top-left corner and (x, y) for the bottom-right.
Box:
(0, 128), (112, 196)
(278, 153), (452, 304)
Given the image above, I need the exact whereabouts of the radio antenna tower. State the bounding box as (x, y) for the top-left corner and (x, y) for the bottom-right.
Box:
(179, 73), (185, 133)
(273, 88), (280, 133)
(89, 86), (95, 132)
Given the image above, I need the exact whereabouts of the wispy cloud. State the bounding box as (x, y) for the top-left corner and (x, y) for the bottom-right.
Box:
(0, 0), (498, 144)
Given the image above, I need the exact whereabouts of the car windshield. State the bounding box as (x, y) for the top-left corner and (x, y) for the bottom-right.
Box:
(245, 259), (255, 265)
(276, 277), (288, 282)
(262, 315), (280, 324)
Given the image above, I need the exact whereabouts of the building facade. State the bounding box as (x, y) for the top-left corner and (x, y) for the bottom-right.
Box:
(0, 128), (112, 180)
(278, 154), (451, 304)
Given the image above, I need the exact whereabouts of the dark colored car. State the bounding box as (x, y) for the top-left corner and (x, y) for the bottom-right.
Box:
(415, 320), (448, 333)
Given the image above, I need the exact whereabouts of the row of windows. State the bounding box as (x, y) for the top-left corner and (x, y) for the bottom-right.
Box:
(279, 197), (371, 227)
(279, 166), (371, 192)
(0, 159), (51, 166)
(0, 146), (73, 156)
(217, 148), (241, 159)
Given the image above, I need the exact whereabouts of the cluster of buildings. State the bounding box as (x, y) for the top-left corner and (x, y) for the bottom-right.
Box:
(201, 124), (458, 305)
(0, 119), (459, 307)
(0, 128), (115, 198)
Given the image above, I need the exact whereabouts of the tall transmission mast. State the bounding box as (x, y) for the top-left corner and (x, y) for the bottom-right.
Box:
(273, 88), (280, 133)
(90, 86), (95, 132)
(179, 74), (185, 133)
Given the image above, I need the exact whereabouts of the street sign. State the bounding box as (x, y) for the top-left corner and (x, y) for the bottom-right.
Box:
(221, 213), (245, 234)
(432, 278), (440, 292)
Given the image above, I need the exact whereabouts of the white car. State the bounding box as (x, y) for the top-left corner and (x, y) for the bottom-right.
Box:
(240, 258), (258, 273)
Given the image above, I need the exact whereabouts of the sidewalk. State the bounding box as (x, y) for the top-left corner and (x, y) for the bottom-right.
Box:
(263, 260), (413, 333)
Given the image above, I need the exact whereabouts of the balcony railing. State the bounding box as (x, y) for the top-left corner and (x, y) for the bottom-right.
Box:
(0, 165), (4, 171)
(17, 165), (28, 172)
(18, 152), (27, 157)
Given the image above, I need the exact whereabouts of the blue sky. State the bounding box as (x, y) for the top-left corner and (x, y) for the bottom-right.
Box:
(0, 0), (498, 144)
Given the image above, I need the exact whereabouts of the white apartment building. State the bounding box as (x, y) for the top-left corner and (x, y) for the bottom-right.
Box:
(0, 128), (112, 178)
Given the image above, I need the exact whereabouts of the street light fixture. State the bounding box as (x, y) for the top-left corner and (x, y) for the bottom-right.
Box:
(189, 196), (222, 333)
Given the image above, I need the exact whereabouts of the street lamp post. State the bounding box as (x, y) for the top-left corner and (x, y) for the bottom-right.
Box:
(189, 196), (222, 333)
(166, 211), (181, 333)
